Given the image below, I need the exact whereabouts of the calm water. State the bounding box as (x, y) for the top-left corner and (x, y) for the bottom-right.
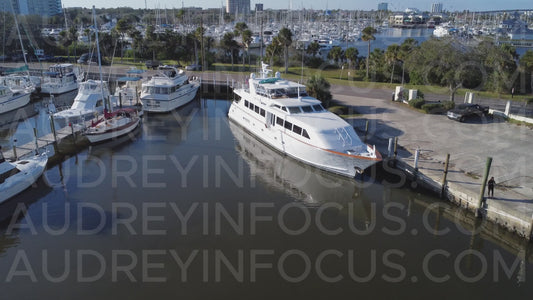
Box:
(1, 98), (533, 299)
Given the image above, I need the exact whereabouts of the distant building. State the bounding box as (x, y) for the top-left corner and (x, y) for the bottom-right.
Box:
(377, 3), (388, 11)
(226, 0), (250, 15)
(431, 3), (443, 13)
(255, 3), (263, 11)
(0, 0), (62, 16)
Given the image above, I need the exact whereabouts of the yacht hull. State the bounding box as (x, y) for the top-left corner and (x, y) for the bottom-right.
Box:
(228, 102), (380, 178)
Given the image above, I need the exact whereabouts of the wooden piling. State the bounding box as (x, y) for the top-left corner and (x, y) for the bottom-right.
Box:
(414, 148), (420, 171)
(364, 120), (369, 143)
(476, 157), (493, 218)
(12, 139), (18, 161)
(394, 137), (398, 159)
(49, 113), (57, 144)
(527, 214), (533, 241)
(33, 128), (38, 154)
(440, 153), (450, 198)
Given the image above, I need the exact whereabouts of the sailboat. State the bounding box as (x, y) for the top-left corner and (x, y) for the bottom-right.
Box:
(83, 6), (140, 144)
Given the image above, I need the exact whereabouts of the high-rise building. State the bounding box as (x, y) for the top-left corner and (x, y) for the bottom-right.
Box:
(0, 0), (62, 16)
(226, 0), (250, 15)
(431, 3), (443, 13)
(377, 2), (388, 11)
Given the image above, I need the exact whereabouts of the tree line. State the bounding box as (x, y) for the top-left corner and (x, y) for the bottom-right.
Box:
(2, 11), (533, 99)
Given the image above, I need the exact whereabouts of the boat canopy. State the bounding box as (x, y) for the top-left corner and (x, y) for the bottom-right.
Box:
(117, 76), (142, 82)
(259, 78), (280, 84)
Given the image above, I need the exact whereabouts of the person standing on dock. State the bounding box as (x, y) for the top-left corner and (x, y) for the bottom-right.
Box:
(488, 176), (496, 198)
(511, 87), (515, 98)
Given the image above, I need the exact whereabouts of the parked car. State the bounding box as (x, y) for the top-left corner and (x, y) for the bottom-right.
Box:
(145, 60), (161, 69)
(77, 53), (107, 65)
(447, 103), (489, 122)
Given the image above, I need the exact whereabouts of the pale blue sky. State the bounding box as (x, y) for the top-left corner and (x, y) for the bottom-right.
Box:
(61, 0), (533, 12)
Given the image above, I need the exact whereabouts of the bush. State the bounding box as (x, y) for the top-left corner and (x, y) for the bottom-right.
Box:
(421, 103), (442, 113)
(409, 98), (425, 109)
(442, 101), (455, 110)
(305, 56), (325, 69)
(417, 89), (424, 100)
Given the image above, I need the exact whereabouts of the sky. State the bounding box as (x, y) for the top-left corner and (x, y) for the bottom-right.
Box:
(61, 0), (533, 12)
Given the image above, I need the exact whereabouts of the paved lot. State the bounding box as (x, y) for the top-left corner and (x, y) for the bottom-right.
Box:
(331, 85), (533, 230)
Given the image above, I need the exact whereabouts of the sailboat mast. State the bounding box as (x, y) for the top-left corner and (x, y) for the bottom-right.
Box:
(92, 6), (106, 111)
(10, 1), (29, 72)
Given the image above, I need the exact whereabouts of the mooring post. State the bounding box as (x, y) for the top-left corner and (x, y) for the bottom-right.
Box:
(12, 139), (18, 161)
(440, 153), (450, 198)
(394, 137), (398, 159)
(364, 120), (369, 143)
(135, 86), (139, 105)
(527, 213), (533, 241)
(414, 147), (420, 171)
(50, 113), (57, 144)
(476, 157), (493, 218)
(33, 128), (39, 155)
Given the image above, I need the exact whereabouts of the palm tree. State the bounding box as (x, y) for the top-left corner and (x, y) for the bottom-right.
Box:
(385, 44), (400, 84)
(266, 36), (282, 67)
(344, 47), (358, 69)
(306, 41), (320, 57)
(361, 26), (377, 79)
(399, 38), (418, 84)
(327, 46), (344, 66)
(234, 22), (248, 69)
(520, 50), (533, 93)
(115, 18), (132, 62)
(195, 26), (206, 70)
(277, 27), (293, 73)
(306, 74), (332, 107)
(220, 32), (239, 70)
(241, 29), (253, 70)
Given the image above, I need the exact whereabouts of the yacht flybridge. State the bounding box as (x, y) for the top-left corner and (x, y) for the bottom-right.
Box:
(228, 63), (381, 178)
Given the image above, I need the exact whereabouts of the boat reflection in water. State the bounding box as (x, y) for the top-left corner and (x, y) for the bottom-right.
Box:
(229, 122), (374, 224)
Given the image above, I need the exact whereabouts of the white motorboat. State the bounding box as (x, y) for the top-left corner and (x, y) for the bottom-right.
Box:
(52, 79), (113, 127)
(140, 65), (200, 113)
(0, 73), (38, 94)
(228, 63), (381, 178)
(112, 68), (144, 115)
(40, 63), (83, 95)
(84, 108), (140, 144)
(0, 84), (31, 114)
(0, 149), (48, 204)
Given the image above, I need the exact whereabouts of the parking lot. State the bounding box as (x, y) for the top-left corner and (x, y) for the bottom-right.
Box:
(332, 84), (533, 234)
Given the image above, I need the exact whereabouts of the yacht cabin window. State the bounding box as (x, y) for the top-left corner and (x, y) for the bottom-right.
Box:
(312, 104), (325, 112)
(301, 106), (313, 113)
(288, 107), (301, 114)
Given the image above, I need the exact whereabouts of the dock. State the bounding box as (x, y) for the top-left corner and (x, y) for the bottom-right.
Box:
(1, 119), (90, 163)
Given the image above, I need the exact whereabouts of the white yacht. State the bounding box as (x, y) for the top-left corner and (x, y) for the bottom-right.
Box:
(52, 79), (113, 127)
(0, 84), (31, 114)
(140, 65), (200, 113)
(40, 63), (83, 95)
(0, 149), (48, 204)
(228, 63), (382, 178)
